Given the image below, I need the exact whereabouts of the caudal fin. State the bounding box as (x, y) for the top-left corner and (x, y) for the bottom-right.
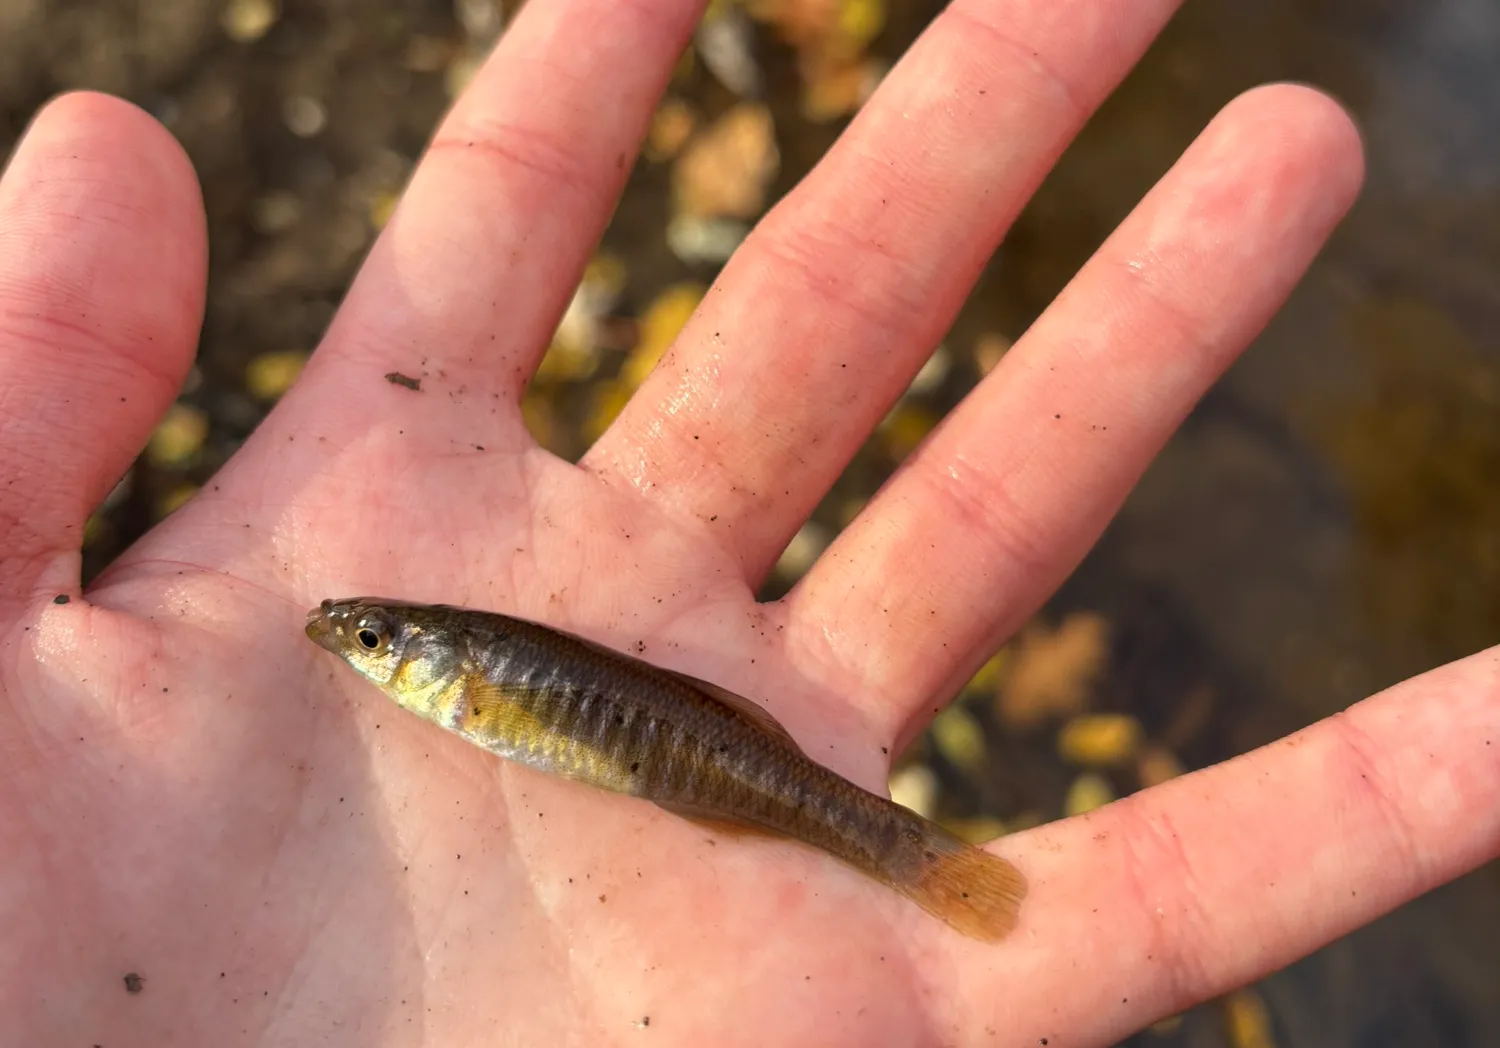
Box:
(891, 825), (1027, 943)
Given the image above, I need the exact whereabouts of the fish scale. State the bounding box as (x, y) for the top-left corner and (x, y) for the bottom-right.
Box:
(306, 596), (1027, 942)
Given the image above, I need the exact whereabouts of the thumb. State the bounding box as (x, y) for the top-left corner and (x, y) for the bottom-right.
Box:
(0, 92), (206, 603)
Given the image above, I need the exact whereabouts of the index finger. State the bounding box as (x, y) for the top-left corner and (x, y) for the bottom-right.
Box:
(241, 0), (703, 463)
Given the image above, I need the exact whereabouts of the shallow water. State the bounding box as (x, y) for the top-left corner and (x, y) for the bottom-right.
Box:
(1, 0), (1494, 1043)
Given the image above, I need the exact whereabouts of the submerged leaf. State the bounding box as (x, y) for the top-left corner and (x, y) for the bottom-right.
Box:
(1222, 989), (1277, 1048)
(930, 706), (986, 774)
(1058, 714), (1144, 768)
(673, 104), (778, 220)
(1064, 772), (1115, 816)
(888, 764), (938, 819)
(996, 613), (1109, 729)
(245, 351), (308, 402)
(147, 405), (209, 468)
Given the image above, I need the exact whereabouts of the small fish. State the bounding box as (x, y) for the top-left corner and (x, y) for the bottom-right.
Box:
(305, 597), (1027, 941)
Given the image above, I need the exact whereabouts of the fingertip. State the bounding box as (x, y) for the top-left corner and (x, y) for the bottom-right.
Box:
(27, 88), (162, 133)
(1146, 81), (1367, 281)
(6, 88), (205, 221)
(1223, 81), (1367, 206)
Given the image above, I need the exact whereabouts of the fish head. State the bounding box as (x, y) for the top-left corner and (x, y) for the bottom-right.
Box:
(305, 597), (414, 686)
(305, 597), (465, 704)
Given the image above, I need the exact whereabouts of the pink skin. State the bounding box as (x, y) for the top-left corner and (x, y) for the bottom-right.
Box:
(0, 0), (1494, 1045)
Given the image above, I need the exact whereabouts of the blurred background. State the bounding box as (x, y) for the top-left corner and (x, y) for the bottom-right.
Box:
(1, 0), (1496, 1044)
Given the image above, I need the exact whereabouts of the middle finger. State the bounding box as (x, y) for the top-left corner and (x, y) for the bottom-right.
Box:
(584, 0), (1183, 582)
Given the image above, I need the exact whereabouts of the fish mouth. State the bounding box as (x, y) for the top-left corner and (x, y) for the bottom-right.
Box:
(304, 598), (349, 652)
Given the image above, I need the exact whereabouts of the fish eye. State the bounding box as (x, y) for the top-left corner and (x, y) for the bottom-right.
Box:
(352, 614), (392, 654)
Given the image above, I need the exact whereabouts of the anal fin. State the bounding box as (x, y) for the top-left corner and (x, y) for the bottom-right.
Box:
(653, 799), (784, 840)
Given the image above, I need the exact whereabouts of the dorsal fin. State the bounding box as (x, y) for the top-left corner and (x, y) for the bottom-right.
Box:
(540, 619), (802, 751)
(662, 666), (802, 751)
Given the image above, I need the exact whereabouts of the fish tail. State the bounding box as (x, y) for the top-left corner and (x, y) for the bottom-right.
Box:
(889, 822), (1027, 943)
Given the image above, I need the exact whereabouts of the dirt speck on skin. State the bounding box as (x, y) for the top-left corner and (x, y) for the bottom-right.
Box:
(384, 372), (422, 391)
(123, 971), (144, 994)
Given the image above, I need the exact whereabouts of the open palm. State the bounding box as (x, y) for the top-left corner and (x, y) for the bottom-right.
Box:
(3, 1), (1496, 1045)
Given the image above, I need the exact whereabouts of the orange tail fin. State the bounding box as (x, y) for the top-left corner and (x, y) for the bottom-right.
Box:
(891, 825), (1027, 943)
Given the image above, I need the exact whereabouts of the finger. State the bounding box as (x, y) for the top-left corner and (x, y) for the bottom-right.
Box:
(944, 646), (1500, 1044)
(275, 0), (705, 455)
(788, 85), (1364, 744)
(583, 0), (1184, 581)
(0, 92), (206, 602)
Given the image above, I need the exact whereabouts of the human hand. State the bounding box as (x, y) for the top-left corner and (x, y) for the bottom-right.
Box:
(2, 0), (1496, 1045)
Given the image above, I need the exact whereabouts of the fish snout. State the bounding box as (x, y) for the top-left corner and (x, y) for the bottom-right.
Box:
(305, 600), (349, 649)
